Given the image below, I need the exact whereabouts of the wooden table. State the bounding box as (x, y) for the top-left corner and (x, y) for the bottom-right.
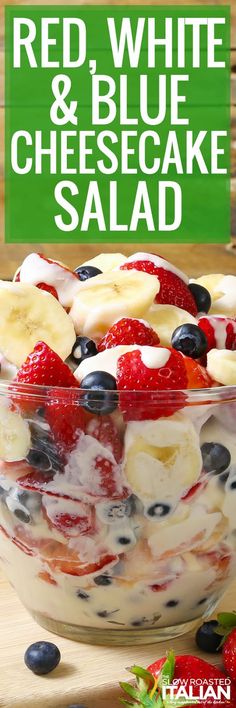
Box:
(0, 566), (235, 708)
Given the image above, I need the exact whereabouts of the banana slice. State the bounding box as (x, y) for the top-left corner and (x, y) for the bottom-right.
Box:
(0, 282), (76, 367)
(124, 412), (202, 506)
(0, 401), (30, 461)
(207, 349), (236, 385)
(191, 274), (236, 317)
(148, 506), (222, 558)
(146, 304), (197, 346)
(70, 270), (158, 338)
(80, 252), (127, 272)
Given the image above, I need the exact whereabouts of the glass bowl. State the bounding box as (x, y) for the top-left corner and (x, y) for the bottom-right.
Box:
(0, 381), (235, 646)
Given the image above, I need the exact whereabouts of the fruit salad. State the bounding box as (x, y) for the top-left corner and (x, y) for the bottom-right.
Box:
(0, 251), (236, 645)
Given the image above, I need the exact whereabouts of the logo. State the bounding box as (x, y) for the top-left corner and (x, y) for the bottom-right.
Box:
(162, 677), (231, 704)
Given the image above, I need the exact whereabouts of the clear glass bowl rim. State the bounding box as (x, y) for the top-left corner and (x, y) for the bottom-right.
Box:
(1, 380), (236, 405)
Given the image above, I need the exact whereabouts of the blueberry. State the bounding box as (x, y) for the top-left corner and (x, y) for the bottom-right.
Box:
(80, 371), (118, 415)
(146, 502), (172, 518)
(218, 471), (230, 486)
(171, 323), (207, 359)
(66, 705), (88, 708)
(30, 429), (64, 473)
(13, 489), (42, 514)
(76, 589), (90, 600)
(24, 641), (61, 675)
(165, 599), (179, 608)
(26, 448), (52, 472)
(131, 618), (146, 627)
(6, 491), (33, 523)
(229, 479), (236, 490)
(195, 620), (222, 653)
(94, 575), (112, 586)
(96, 500), (131, 524)
(188, 283), (211, 314)
(74, 265), (102, 281)
(117, 536), (132, 545)
(71, 336), (97, 366)
(201, 442), (231, 475)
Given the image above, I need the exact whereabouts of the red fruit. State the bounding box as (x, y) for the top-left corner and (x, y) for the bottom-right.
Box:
(223, 628), (236, 683)
(198, 316), (236, 353)
(38, 570), (58, 586)
(16, 342), (79, 388)
(117, 348), (187, 420)
(183, 355), (213, 389)
(121, 260), (197, 315)
(182, 481), (206, 501)
(93, 456), (122, 497)
(42, 498), (94, 538)
(17, 469), (56, 495)
(46, 388), (86, 455)
(98, 318), (160, 351)
(43, 542), (117, 577)
(36, 282), (59, 300)
(85, 416), (123, 464)
(148, 654), (236, 706)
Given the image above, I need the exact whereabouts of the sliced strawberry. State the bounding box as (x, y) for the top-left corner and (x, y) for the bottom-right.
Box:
(46, 387), (86, 455)
(16, 342), (78, 388)
(36, 282), (59, 300)
(150, 581), (172, 592)
(182, 481), (206, 501)
(117, 347), (187, 420)
(42, 497), (94, 538)
(183, 355), (213, 388)
(93, 456), (122, 497)
(121, 259), (197, 315)
(199, 316), (236, 353)
(37, 570), (58, 586)
(43, 541), (117, 577)
(85, 416), (123, 464)
(17, 469), (56, 495)
(98, 318), (160, 351)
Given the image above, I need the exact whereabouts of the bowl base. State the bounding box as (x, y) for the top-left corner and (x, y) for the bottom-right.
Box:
(30, 610), (199, 646)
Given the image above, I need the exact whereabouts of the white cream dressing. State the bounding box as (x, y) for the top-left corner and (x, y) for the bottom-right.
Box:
(18, 253), (80, 307)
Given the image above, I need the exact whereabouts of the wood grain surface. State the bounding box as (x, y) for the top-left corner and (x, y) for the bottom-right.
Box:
(0, 566), (235, 708)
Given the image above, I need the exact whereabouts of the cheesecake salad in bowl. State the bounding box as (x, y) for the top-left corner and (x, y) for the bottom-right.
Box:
(0, 251), (235, 645)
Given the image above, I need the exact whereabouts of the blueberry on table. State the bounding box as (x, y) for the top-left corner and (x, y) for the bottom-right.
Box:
(80, 371), (118, 414)
(171, 323), (207, 359)
(201, 442), (231, 475)
(24, 641), (61, 675)
(188, 283), (211, 314)
(71, 336), (97, 366)
(74, 265), (102, 280)
(195, 620), (222, 653)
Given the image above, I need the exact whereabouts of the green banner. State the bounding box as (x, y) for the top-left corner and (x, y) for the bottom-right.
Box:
(5, 6), (230, 243)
